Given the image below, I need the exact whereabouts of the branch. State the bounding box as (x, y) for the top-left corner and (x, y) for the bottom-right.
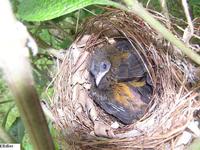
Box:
(182, 0), (194, 44)
(0, 1), (55, 149)
(159, 0), (171, 28)
(121, 0), (200, 65)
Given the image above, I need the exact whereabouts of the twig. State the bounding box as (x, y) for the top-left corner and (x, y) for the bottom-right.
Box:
(121, 0), (200, 65)
(83, 7), (97, 16)
(159, 0), (171, 28)
(75, 9), (80, 33)
(175, 25), (200, 41)
(146, 0), (151, 8)
(0, 1), (55, 149)
(182, 0), (194, 44)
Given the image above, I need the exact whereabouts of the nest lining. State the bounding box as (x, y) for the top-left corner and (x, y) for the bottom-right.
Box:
(50, 10), (200, 149)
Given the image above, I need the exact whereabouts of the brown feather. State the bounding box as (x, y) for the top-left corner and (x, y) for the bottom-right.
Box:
(89, 39), (153, 124)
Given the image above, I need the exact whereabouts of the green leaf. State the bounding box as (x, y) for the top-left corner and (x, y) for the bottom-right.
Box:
(8, 117), (25, 143)
(189, 0), (200, 18)
(188, 138), (200, 150)
(190, 0), (200, 5)
(2, 104), (15, 128)
(17, 0), (116, 21)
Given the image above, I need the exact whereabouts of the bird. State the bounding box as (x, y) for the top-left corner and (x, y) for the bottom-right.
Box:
(89, 38), (153, 124)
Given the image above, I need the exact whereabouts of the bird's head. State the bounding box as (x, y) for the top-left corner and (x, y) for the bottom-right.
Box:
(89, 40), (137, 89)
(90, 46), (114, 90)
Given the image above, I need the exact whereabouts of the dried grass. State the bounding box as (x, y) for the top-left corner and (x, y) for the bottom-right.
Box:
(49, 10), (200, 149)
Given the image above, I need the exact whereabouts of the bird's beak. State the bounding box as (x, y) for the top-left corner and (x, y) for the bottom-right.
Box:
(95, 72), (106, 87)
(95, 73), (103, 87)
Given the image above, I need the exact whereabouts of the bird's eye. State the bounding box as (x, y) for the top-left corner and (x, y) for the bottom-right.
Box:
(102, 63), (107, 69)
(100, 61), (110, 71)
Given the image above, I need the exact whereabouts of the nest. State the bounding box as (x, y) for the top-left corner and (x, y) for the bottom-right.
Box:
(50, 9), (200, 149)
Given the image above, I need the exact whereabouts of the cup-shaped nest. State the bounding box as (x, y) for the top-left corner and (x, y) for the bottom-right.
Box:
(50, 10), (200, 149)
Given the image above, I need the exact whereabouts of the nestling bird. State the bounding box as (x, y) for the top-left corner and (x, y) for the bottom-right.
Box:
(89, 39), (153, 124)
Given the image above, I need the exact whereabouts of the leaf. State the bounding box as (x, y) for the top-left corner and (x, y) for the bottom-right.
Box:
(8, 117), (25, 143)
(17, 0), (116, 21)
(2, 104), (15, 128)
(190, 0), (200, 5)
(188, 138), (200, 150)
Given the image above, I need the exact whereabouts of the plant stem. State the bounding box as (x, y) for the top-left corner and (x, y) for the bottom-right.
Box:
(0, 1), (55, 149)
(122, 0), (200, 65)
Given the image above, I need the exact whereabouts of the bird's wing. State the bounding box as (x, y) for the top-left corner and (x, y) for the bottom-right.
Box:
(112, 83), (147, 107)
(106, 83), (147, 124)
(90, 82), (147, 124)
(110, 40), (147, 81)
(127, 80), (153, 104)
(114, 52), (146, 81)
(100, 100), (144, 124)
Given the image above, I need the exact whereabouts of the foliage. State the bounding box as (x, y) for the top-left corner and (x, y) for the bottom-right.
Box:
(189, 0), (200, 18)
(8, 117), (25, 143)
(17, 0), (115, 21)
(0, 75), (19, 129)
